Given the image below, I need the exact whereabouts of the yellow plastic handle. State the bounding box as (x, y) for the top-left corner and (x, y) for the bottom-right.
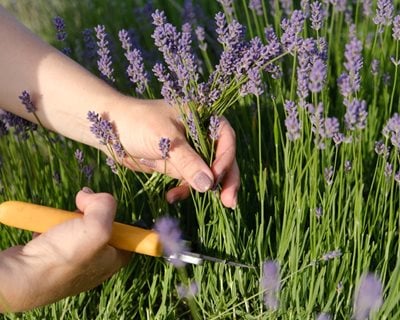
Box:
(0, 201), (162, 257)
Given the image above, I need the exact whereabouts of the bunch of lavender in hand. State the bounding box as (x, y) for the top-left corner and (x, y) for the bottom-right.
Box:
(151, 9), (281, 162)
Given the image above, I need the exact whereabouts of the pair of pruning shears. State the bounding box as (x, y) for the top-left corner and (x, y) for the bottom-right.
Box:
(0, 201), (253, 269)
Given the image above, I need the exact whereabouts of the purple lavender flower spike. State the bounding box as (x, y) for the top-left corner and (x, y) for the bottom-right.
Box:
(353, 273), (383, 320)
(284, 100), (301, 141)
(301, 0), (310, 18)
(371, 59), (380, 76)
(393, 15), (400, 40)
(316, 313), (331, 320)
(310, 1), (324, 31)
(1, 110), (37, 139)
(333, 132), (345, 146)
(159, 137), (171, 159)
(177, 281), (199, 299)
(373, 0), (394, 31)
(53, 16), (67, 42)
(195, 26), (207, 51)
(374, 140), (390, 157)
(18, 90), (36, 113)
(382, 114), (400, 148)
(82, 164), (94, 181)
(87, 111), (125, 158)
(394, 171), (400, 184)
(324, 117), (340, 138)
(344, 99), (367, 131)
(94, 25), (115, 82)
(118, 29), (148, 94)
(249, 0), (263, 16)
(106, 157), (118, 174)
(315, 206), (322, 219)
(321, 249), (341, 261)
(308, 58), (327, 93)
(240, 67), (264, 96)
(209, 115), (220, 141)
(217, 0), (234, 17)
(155, 216), (187, 267)
(280, 0), (292, 16)
(384, 162), (393, 177)
(338, 31), (363, 97)
(363, 0), (373, 17)
(261, 260), (280, 310)
(74, 149), (84, 165)
(281, 10), (305, 54)
(82, 28), (97, 64)
(344, 160), (352, 172)
(324, 166), (334, 185)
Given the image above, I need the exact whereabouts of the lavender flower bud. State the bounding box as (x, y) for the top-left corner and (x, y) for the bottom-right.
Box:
(82, 28), (97, 64)
(324, 166), (334, 185)
(82, 164), (94, 181)
(195, 26), (207, 51)
(344, 160), (352, 172)
(371, 59), (380, 76)
(321, 249), (341, 261)
(249, 0), (263, 16)
(155, 216), (187, 267)
(74, 149), (84, 165)
(217, 0), (234, 17)
(363, 0), (373, 17)
(315, 206), (322, 219)
(384, 162), (393, 177)
(353, 273), (383, 320)
(18, 90), (36, 113)
(177, 281), (198, 299)
(106, 157), (118, 174)
(261, 260), (280, 310)
(374, 140), (389, 157)
(316, 313), (331, 320)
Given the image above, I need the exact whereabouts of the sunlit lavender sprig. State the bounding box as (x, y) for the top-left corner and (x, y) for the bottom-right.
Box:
(118, 29), (149, 94)
(94, 25), (115, 82)
(363, 0), (373, 17)
(261, 260), (280, 310)
(353, 273), (383, 320)
(87, 111), (126, 158)
(309, 57), (327, 93)
(155, 216), (187, 267)
(208, 115), (220, 141)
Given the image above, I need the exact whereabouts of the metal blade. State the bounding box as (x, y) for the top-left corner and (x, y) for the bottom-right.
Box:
(166, 251), (255, 269)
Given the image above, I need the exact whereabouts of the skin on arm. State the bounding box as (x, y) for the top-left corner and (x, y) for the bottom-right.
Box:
(0, 6), (239, 208)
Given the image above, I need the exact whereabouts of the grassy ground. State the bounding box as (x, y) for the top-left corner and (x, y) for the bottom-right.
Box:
(1, 0), (400, 319)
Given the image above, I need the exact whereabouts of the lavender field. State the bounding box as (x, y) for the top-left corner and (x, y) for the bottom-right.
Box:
(1, 0), (400, 319)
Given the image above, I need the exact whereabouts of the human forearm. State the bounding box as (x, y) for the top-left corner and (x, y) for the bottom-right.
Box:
(0, 6), (126, 149)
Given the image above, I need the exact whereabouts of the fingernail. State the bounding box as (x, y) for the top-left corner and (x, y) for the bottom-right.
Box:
(82, 186), (94, 194)
(212, 171), (226, 190)
(194, 172), (213, 192)
(140, 158), (157, 168)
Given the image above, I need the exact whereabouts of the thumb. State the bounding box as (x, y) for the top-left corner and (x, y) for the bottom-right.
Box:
(168, 141), (214, 193)
(75, 188), (117, 245)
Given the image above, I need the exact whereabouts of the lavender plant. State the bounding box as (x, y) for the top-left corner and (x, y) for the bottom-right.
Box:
(2, 0), (400, 319)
